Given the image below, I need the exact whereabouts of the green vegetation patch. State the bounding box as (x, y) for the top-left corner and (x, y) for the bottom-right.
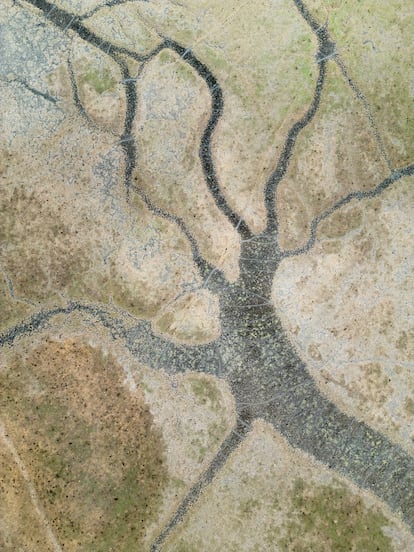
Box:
(404, 398), (414, 416)
(306, 0), (414, 165)
(278, 478), (393, 551)
(80, 67), (117, 94)
(189, 376), (221, 407)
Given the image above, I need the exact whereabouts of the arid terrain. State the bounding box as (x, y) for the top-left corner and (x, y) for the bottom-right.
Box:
(1, 0), (413, 550)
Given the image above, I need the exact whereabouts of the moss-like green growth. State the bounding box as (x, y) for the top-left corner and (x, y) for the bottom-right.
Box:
(175, 61), (197, 84)
(159, 50), (170, 64)
(306, 0), (414, 165)
(158, 49), (197, 83)
(155, 311), (175, 333)
(80, 67), (117, 94)
(278, 478), (392, 551)
(189, 376), (221, 407)
(405, 398), (414, 416)
(208, 421), (226, 446)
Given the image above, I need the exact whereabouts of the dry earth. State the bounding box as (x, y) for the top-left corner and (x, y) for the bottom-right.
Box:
(1, 0), (413, 550)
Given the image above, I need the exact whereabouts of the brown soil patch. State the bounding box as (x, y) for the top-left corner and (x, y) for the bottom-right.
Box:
(0, 338), (168, 551)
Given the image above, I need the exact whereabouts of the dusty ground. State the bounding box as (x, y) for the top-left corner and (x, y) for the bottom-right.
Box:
(1, 0), (413, 550)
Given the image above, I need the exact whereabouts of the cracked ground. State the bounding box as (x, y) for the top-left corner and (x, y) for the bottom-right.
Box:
(0, 0), (414, 550)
